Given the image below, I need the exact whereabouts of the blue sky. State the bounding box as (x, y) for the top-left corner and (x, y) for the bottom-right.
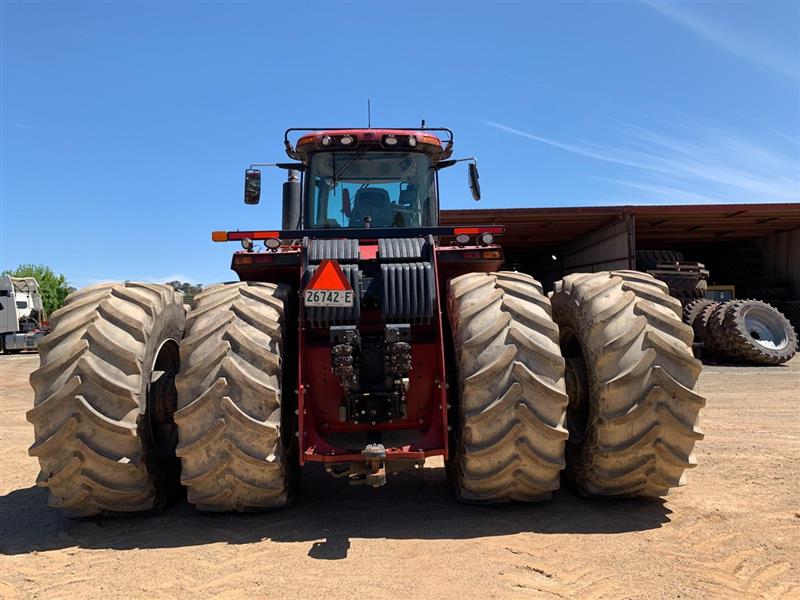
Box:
(2, 1), (798, 288)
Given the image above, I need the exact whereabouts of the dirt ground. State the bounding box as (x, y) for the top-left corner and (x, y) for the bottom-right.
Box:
(1, 353), (798, 600)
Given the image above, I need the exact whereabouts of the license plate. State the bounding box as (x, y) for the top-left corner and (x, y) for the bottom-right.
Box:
(304, 289), (354, 307)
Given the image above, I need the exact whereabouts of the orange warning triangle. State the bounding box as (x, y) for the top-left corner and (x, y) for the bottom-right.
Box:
(306, 259), (352, 291)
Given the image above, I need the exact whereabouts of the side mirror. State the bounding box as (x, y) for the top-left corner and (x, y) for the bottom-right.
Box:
(468, 163), (481, 201)
(244, 169), (261, 205)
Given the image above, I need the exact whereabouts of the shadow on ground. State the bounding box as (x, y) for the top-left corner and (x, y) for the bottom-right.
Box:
(0, 466), (671, 559)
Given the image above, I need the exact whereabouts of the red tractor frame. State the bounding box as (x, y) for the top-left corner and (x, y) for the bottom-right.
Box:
(214, 127), (505, 485)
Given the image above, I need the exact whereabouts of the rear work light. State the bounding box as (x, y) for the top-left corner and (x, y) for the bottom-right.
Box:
(441, 248), (503, 262)
(212, 231), (280, 242)
(453, 226), (503, 236)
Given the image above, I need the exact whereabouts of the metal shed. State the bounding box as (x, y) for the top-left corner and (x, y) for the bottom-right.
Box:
(442, 203), (800, 300)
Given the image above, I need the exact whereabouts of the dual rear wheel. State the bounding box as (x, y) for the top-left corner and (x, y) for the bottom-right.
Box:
(447, 270), (705, 500)
(28, 281), (293, 516)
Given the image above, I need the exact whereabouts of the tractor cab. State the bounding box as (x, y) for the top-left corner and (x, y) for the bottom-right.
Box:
(241, 128), (480, 232)
(294, 129), (458, 231)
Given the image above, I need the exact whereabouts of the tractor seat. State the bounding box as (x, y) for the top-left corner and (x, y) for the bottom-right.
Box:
(398, 184), (418, 208)
(350, 188), (393, 227)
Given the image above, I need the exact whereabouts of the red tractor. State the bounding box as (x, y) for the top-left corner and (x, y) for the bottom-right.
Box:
(28, 127), (704, 515)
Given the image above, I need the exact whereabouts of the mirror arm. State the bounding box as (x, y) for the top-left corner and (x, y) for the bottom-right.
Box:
(434, 157), (477, 170)
(249, 162), (306, 172)
(284, 139), (300, 160)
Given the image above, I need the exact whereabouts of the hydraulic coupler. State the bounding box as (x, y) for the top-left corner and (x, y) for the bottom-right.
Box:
(330, 326), (360, 390)
(385, 324), (412, 378)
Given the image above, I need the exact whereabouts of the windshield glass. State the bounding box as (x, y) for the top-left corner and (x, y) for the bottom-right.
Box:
(305, 151), (436, 228)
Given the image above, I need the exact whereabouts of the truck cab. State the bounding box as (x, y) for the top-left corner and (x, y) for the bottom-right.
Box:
(0, 275), (46, 353)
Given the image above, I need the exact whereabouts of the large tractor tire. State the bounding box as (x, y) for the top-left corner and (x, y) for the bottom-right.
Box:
(703, 301), (737, 357)
(447, 271), (569, 503)
(712, 300), (797, 366)
(175, 282), (292, 512)
(27, 283), (185, 517)
(550, 270), (704, 497)
(691, 300), (720, 348)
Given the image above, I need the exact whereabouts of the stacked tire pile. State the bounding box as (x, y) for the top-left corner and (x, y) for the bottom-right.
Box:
(684, 298), (798, 365)
(636, 250), (707, 304)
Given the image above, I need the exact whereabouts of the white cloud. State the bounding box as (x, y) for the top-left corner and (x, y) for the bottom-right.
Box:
(10, 121), (40, 131)
(483, 119), (800, 204)
(644, 0), (799, 80)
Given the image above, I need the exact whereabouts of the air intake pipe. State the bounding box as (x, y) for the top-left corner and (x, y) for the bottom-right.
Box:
(282, 169), (301, 230)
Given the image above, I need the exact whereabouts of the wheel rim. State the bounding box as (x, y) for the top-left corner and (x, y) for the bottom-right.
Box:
(560, 328), (590, 444)
(741, 305), (788, 350)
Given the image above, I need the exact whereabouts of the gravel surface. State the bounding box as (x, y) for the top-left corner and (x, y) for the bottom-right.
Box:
(1, 353), (798, 599)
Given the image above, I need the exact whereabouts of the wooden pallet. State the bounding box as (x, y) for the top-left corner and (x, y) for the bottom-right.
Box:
(648, 261), (709, 279)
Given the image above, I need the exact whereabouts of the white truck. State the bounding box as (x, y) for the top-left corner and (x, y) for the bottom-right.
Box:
(0, 275), (47, 353)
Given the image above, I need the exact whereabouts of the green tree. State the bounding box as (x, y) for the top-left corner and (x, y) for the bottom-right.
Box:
(2, 264), (71, 317)
(166, 280), (203, 303)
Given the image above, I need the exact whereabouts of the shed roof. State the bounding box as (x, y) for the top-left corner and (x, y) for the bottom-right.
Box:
(441, 203), (800, 248)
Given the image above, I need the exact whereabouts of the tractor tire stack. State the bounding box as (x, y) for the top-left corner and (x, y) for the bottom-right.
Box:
(683, 299), (797, 366)
(747, 277), (793, 305)
(635, 250), (684, 271)
(638, 251), (708, 306)
(683, 298), (716, 331)
(666, 278), (707, 304)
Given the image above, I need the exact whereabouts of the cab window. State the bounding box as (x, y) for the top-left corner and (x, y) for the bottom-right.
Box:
(305, 151), (436, 228)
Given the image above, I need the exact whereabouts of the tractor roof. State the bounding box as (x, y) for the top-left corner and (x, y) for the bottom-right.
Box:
(286, 127), (454, 163)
